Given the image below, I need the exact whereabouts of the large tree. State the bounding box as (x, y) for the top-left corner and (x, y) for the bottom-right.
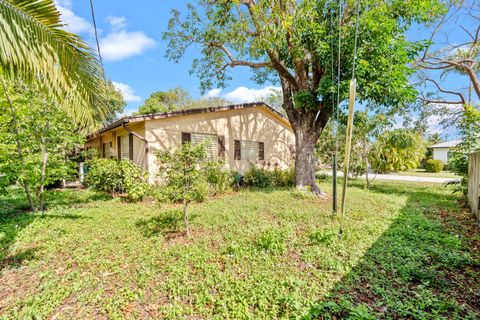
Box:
(163, 0), (445, 193)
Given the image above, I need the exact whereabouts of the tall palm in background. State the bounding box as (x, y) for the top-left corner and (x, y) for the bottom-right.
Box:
(0, 0), (108, 127)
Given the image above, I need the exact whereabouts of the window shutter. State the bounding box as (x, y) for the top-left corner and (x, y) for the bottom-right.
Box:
(258, 142), (264, 160)
(234, 140), (241, 160)
(182, 132), (191, 144)
(117, 137), (121, 159)
(218, 136), (225, 158)
(129, 133), (134, 161)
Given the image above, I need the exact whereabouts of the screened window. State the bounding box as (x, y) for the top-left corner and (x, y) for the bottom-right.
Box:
(191, 133), (218, 159)
(120, 135), (130, 160)
(234, 140), (264, 161)
(102, 142), (112, 158)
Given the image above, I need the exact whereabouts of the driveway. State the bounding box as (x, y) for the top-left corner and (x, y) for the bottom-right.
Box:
(320, 171), (457, 184)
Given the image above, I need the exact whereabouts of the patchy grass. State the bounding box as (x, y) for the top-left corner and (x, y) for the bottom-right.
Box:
(0, 181), (478, 319)
(397, 169), (459, 178)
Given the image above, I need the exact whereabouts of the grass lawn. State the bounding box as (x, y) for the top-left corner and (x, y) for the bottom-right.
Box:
(397, 169), (459, 178)
(1, 181), (478, 319)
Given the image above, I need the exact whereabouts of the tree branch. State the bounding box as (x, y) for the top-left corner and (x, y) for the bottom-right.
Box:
(425, 78), (466, 104)
(208, 42), (270, 68)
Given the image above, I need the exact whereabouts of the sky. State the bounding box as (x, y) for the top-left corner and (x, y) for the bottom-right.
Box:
(55, 0), (271, 115)
(55, 0), (473, 139)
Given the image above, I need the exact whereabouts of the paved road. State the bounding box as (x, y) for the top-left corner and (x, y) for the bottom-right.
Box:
(320, 171), (457, 184)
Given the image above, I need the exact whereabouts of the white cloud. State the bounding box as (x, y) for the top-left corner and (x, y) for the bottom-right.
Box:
(211, 86), (281, 103)
(54, 0), (94, 35)
(100, 17), (156, 61)
(112, 81), (141, 103)
(206, 88), (222, 98)
(106, 16), (127, 31)
(54, 2), (155, 62)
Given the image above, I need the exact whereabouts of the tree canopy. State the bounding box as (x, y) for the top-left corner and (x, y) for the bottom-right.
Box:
(135, 87), (231, 115)
(163, 0), (447, 193)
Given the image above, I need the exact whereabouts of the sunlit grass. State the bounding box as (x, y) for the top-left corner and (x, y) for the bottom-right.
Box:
(0, 181), (477, 319)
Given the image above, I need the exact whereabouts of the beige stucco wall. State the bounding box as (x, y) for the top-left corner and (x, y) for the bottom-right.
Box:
(86, 122), (147, 169)
(145, 106), (295, 178)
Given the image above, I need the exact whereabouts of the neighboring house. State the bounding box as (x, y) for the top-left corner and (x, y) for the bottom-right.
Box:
(85, 102), (296, 179)
(428, 139), (461, 164)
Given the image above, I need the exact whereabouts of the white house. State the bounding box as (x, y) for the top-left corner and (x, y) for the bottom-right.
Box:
(428, 139), (461, 164)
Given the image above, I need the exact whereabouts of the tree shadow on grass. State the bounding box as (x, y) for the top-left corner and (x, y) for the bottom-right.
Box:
(305, 182), (479, 319)
(135, 209), (194, 239)
(0, 189), (97, 272)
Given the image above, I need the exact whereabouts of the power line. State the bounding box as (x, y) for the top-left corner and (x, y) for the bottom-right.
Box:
(89, 0), (106, 81)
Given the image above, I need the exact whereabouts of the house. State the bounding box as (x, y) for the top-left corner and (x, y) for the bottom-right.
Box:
(427, 139), (461, 164)
(85, 102), (296, 178)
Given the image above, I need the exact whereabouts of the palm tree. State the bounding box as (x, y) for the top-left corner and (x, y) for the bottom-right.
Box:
(0, 0), (108, 127)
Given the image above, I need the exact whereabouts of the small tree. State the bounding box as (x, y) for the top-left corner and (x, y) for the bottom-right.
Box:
(0, 79), (84, 211)
(370, 129), (426, 173)
(156, 142), (209, 236)
(316, 109), (390, 187)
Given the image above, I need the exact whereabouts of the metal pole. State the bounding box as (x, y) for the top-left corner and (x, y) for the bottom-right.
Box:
(332, 153), (338, 212)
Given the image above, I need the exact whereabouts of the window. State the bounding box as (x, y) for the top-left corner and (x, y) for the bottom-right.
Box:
(118, 134), (131, 161)
(234, 140), (264, 161)
(182, 132), (220, 159)
(102, 142), (112, 158)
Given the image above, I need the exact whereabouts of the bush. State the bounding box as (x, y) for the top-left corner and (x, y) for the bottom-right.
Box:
(121, 161), (150, 202)
(84, 158), (149, 202)
(425, 159), (443, 173)
(243, 164), (294, 188)
(84, 158), (124, 194)
(243, 165), (272, 188)
(204, 160), (232, 195)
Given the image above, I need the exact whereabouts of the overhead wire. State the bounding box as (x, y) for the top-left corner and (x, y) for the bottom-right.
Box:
(339, 0), (361, 239)
(332, 0), (344, 214)
(89, 0), (106, 82)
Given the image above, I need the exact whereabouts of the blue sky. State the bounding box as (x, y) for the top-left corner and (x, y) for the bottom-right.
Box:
(56, 0), (268, 115)
(56, 0), (472, 139)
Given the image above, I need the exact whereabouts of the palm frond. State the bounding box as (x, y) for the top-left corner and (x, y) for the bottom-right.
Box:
(0, 0), (108, 128)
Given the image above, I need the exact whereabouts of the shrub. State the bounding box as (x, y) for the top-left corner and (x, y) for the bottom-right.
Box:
(243, 164), (294, 188)
(120, 161), (150, 202)
(425, 159), (443, 173)
(243, 165), (272, 188)
(204, 160), (232, 195)
(84, 158), (124, 194)
(84, 158), (149, 202)
(271, 166), (295, 187)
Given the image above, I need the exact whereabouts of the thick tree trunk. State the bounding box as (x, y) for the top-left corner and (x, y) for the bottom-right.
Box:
(281, 78), (330, 195)
(294, 127), (323, 194)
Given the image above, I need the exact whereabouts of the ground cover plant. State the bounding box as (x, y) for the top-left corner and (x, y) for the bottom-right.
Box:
(0, 180), (478, 319)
